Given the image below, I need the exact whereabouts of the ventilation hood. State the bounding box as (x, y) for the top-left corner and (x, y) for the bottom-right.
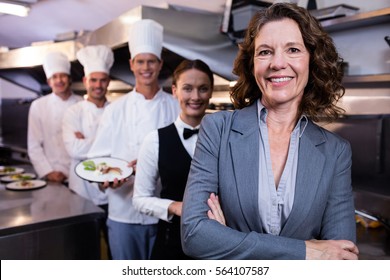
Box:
(0, 5), (238, 95)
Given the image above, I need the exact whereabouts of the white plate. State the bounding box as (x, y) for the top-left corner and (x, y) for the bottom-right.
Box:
(6, 179), (47, 191)
(0, 166), (24, 176)
(1, 173), (36, 182)
(75, 157), (133, 183)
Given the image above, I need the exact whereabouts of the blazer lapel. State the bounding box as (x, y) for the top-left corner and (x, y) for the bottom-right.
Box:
(281, 121), (326, 236)
(229, 103), (263, 231)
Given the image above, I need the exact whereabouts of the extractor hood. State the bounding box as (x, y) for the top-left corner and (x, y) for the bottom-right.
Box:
(0, 5), (237, 95)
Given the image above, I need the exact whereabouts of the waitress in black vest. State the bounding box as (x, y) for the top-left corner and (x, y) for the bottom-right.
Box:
(133, 59), (214, 259)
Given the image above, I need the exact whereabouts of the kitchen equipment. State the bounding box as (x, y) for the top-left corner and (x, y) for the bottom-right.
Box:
(355, 209), (390, 231)
(309, 4), (359, 21)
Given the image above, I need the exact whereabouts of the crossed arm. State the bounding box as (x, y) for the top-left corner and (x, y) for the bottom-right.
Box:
(207, 193), (359, 260)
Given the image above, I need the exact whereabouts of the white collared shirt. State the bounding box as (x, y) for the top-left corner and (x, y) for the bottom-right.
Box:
(133, 117), (199, 222)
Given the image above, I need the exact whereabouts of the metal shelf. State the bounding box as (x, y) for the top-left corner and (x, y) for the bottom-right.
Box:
(343, 74), (390, 88)
(319, 8), (390, 88)
(321, 7), (390, 32)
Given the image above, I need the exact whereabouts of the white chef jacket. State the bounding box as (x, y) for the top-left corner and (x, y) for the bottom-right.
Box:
(87, 89), (179, 224)
(28, 92), (83, 178)
(133, 117), (199, 222)
(62, 100), (109, 206)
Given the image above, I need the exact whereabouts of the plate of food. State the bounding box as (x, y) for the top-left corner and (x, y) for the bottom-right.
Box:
(0, 166), (24, 176)
(75, 157), (133, 183)
(1, 173), (36, 183)
(6, 179), (47, 191)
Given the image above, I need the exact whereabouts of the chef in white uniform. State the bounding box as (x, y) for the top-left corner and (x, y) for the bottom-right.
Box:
(62, 45), (113, 206)
(87, 19), (179, 260)
(62, 45), (114, 259)
(28, 52), (83, 182)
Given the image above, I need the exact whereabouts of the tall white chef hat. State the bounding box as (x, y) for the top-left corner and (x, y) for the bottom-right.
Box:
(42, 51), (71, 79)
(128, 19), (163, 59)
(76, 45), (114, 76)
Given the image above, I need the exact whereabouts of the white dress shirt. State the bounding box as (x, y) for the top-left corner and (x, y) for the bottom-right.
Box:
(62, 100), (109, 205)
(133, 117), (199, 222)
(87, 89), (179, 224)
(28, 92), (83, 178)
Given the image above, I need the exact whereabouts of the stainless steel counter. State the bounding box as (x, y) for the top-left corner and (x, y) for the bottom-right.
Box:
(0, 165), (105, 259)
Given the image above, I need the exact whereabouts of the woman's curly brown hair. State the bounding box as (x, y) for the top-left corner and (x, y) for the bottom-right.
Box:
(230, 2), (345, 122)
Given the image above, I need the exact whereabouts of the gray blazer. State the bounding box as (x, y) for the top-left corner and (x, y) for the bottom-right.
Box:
(181, 102), (356, 259)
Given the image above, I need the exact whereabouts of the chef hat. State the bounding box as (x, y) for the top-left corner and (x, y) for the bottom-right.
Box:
(43, 51), (71, 79)
(128, 19), (163, 59)
(76, 45), (114, 76)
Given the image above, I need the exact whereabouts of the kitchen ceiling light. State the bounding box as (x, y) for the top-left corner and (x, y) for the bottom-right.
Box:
(0, 1), (30, 17)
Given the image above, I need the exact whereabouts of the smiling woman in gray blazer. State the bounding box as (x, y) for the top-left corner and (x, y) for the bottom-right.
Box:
(181, 3), (359, 260)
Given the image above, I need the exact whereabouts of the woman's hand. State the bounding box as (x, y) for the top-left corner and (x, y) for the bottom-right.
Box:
(305, 239), (359, 260)
(168, 201), (183, 217)
(207, 193), (226, 226)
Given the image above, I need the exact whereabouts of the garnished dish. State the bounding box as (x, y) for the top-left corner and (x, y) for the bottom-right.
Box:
(6, 179), (47, 191)
(75, 157), (133, 183)
(1, 173), (37, 183)
(82, 160), (123, 175)
(0, 166), (24, 176)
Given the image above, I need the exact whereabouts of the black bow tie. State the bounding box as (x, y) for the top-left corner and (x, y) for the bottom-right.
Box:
(183, 128), (199, 139)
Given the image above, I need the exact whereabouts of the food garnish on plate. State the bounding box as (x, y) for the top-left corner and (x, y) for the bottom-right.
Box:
(10, 174), (34, 180)
(82, 160), (122, 175)
(18, 181), (34, 188)
(0, 166), (16, 173)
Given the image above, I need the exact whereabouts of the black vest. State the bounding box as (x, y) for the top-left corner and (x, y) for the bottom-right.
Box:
(158, 123), (192, 201)
(151, 123), (193, 260)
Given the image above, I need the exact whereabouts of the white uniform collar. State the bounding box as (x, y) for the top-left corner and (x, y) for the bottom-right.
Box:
(131, 88), (163, 101)
(85, 99), (109, 109)
(175, 116), (200, 130)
